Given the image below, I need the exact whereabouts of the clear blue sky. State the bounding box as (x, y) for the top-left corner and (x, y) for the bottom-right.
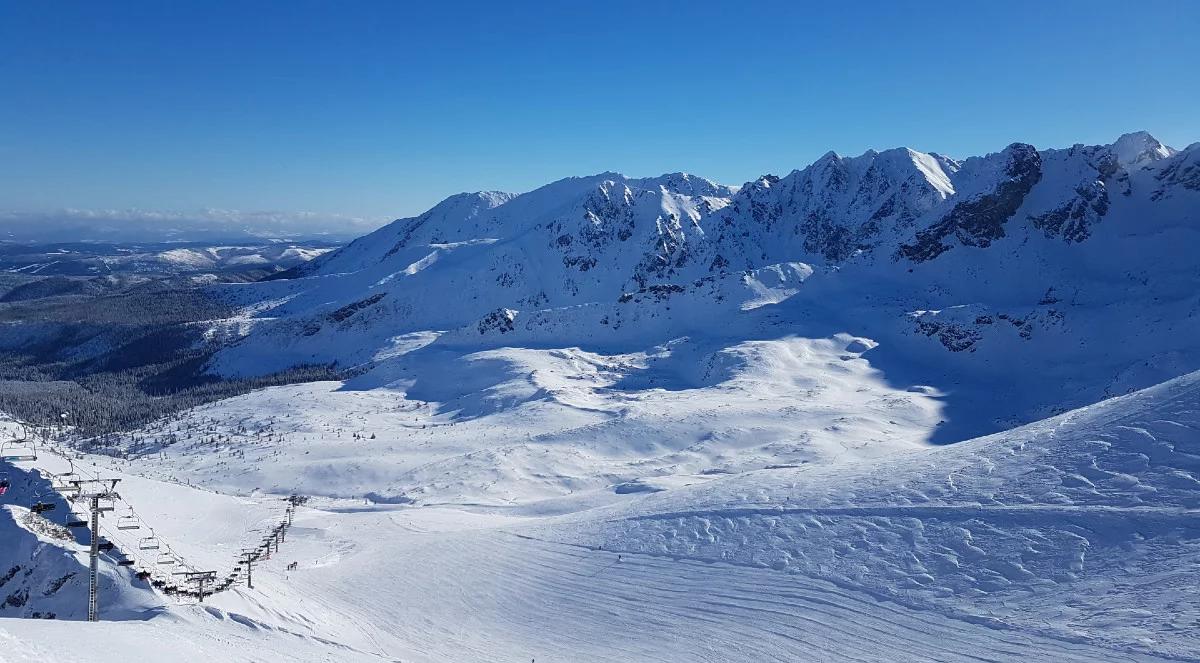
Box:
(2, 0), (1197, 221)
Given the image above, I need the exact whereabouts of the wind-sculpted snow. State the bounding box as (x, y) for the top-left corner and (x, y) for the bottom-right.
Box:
(6, 374), (1198, 661)
(545, 370), (1200, 659)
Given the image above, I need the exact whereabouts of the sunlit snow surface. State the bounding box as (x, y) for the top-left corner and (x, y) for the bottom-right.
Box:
(4, 133), (1200, 660)
(2, 369), (1198, 661)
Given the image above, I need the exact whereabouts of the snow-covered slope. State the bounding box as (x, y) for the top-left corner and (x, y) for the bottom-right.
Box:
(548, 369), (1200, 659)
(4, 369), (1198, 661)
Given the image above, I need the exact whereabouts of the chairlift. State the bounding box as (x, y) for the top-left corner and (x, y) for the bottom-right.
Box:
(97, 541), (115, 552)
(51, 472), (81, 492)
(30, 491), (57, 514)
(0, 438), (36, 462)
(54, 482), (80, 495)
(157, 555), (176, 566)
(117, 558), (136, 567)
(117, 512), (140, 530)
(139, 537), (160, 551)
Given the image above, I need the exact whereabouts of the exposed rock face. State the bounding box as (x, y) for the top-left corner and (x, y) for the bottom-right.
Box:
(899, 144), (1042, 262)
(478, 308), (517, 335)
(1026, 145), (1117, 243)
(1153, 145), (1200, 197)
(211, 132), (1200, 379)
(1029, 182), (1109, 243)
(714, 148), (958, 266)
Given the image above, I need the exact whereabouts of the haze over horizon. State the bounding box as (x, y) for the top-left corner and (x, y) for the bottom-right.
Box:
(2, 0), (1198, 231)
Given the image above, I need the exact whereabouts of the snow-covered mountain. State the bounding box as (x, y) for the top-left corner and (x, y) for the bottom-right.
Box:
(208, 131), (1200, 442)
(0, 241), (338, 280)
(4, 131), (1199, 662)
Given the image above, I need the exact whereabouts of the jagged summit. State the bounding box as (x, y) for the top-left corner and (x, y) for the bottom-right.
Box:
(629, 172), (735, 198)
(279, 131), (1194, 287)
(216, 131), (1200, 411)
(1110, 130), (1176, 168)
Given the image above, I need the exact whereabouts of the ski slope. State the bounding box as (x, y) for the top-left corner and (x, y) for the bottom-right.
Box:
(4, 369), (1199, 661)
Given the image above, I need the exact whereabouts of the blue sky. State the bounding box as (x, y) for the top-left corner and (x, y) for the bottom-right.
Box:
(1, 1), (1197, 223)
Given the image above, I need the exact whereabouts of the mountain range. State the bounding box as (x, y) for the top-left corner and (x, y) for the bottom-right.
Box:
(3, 131), (1200, 661)
(208, 131), (1200, 442)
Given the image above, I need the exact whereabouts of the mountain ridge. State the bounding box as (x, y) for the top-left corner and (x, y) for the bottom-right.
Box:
(206, 130), (1200, 444)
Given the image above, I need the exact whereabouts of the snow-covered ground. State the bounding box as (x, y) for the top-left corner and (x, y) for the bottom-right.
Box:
(110, 332), (942, 506)
(3, 367), (1198, 661)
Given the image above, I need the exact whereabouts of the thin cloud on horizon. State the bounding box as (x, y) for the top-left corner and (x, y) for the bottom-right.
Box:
(0, 208), (392, 243)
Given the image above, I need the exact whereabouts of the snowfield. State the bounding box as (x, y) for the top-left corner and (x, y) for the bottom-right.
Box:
(112, 332), (943, 505)
(3, 131), (1199, 661)
(2, 370), (1198, 661)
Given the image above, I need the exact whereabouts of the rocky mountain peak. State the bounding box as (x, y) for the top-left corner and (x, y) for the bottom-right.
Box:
(1111, 131), (1176, 169)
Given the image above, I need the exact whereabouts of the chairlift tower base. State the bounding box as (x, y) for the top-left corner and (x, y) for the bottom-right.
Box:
(73, 478), (120, 622)
(87, 495), (99, 622)
(240, 552), (255, 589)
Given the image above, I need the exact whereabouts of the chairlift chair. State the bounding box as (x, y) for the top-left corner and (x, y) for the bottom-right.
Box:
(30, 491), (56, 514)
(0, 439), (36, 462)
(97, 541), (115, 552)
(51, 472), (80, 492)
(157, 555), (175, 566)
(139, 537), (160, 551)
(117, 513), (140, 530)
(117, 558), (136, 567)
